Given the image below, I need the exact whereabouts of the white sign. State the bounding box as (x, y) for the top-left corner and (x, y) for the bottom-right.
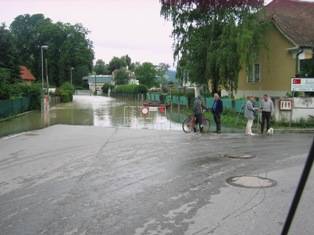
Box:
(149, 107), (158, 112)
(291, 78), (314, 92)
(280, 100), (292, 111)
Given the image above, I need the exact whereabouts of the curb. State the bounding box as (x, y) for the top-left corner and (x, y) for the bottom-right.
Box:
(0, 111), (34, 122)
(273, 128), (314, 134)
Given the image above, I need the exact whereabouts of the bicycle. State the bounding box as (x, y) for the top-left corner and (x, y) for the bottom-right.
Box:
(182, 110), (210, 133)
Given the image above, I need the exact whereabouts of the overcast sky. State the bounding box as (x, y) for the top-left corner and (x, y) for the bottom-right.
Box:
(0, 0), (174, 67)
(1, 0), (313, 68)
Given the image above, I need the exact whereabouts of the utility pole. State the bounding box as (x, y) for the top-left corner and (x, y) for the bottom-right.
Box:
(70, 67), (74, 86)
(40, 45), (48, 112)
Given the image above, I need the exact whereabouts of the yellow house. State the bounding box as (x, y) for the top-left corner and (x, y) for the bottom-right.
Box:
(235, 0), (314, 98)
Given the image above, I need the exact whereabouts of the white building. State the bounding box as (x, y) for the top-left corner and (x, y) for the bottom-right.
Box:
(83, 75), (113, 93)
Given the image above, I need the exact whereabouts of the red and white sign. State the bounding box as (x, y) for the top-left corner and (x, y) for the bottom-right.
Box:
(141, 107), (149, 115)
(280, 100), (292, 111)
(291, 78), (314, 92)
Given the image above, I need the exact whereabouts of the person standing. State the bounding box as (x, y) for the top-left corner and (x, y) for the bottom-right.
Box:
(193, 96), (206, 132)
(260, 94), (274, 134)
(244, 96), (258, 136)
(211, 93), (223, 133)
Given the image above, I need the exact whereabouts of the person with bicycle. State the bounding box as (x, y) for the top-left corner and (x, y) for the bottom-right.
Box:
(193, 96), (207, 133)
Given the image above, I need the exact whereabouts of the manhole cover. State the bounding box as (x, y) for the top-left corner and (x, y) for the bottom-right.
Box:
(226, 176), (276, 188)
(224, 154), (255, 159)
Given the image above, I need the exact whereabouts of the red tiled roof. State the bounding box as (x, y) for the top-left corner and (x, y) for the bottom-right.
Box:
(20, 66), (36, 81)
(266, 0), (314, 47)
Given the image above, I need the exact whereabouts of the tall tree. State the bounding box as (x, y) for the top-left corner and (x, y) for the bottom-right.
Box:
(10, 14), (51, 79)
(135, 62), (158, 88)
(10, 14), (94, 87)
(156, 63), (170, 85)
(160, 0), (267, 95)
(114, 68), (129, 85)
(121, 55), (132, 68)
(0, 24), (19, 83)
(108, 57), (127, 74)
(94, 59), (108, 75)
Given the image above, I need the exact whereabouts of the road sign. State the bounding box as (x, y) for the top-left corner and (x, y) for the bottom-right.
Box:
(141, 107), (149, 115)
(291, 78), (314, 92)
(148, 107), (158, 112)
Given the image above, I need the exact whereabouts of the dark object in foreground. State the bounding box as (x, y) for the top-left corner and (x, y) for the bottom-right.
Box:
(281, 138), (314, 235)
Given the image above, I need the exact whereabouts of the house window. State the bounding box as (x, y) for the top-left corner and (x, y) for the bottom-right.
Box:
(300, 58), (314, 77)
(248, 63), (261, 83)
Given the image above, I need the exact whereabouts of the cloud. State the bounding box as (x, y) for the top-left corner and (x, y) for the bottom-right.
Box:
(0, 0), (175, 66)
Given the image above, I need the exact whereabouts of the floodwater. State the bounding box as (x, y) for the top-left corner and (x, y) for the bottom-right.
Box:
(0, 95), (186, 137)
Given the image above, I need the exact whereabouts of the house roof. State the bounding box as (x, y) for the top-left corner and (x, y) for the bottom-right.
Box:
(266, 0), (314, 48)
(20, 66), (36, 81)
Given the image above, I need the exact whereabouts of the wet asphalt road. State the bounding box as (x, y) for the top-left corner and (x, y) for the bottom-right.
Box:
(0, 125), (313, 235)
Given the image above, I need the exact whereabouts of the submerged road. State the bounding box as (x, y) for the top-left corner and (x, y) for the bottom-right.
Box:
(0, 125), (313, 235)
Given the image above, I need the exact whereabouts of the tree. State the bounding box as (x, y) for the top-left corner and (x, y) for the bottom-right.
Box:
(160, 0), (268, 95)
(108, 57), (127, 74)
(10, 14), (52, 80)
(121, 55), (132, 68)
(156, 63), (170, 85)
(114, 68), (129, 85)
(0, 24), (19, 83)
(94, 59), (108, 75)
(10, 14), (94, 87)
(135, 62), (158, 88)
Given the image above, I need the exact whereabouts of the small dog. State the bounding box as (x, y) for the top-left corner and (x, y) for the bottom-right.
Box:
(267, 127), (274, 135)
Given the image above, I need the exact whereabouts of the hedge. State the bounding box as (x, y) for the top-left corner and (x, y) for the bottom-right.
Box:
(112, 84), (148, 95)
(55, 82), (75, 103)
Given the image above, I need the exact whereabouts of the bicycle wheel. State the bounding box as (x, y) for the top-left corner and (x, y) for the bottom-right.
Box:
(201, 118), (210, 133)
(182, 117), (194, 133)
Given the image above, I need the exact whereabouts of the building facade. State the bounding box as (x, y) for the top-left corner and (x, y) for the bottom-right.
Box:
(235, 0), (314, 98)
(83, 75), (113, 93)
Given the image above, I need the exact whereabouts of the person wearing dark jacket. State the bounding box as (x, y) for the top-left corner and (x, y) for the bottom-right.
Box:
(211, 93), (223, 133)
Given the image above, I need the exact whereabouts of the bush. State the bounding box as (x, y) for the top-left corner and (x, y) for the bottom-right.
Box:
(0, 81), (12, 99)
(0, 81), (42, 109)
(134, 84), (148, 94)
(21, 83), (41, 109)
(168, 89), (195, 99)
(102, 83), (114, 94)
(113, 84), (148, 95)
(56, 82), (74, 103)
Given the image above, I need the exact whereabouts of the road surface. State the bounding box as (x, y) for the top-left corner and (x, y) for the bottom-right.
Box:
(0, 125), (313, 235)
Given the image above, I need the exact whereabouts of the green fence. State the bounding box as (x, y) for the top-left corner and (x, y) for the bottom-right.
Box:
(0, 97), (32, 119)
(146, 92), (253, 113)
(146, 93), (160, 102)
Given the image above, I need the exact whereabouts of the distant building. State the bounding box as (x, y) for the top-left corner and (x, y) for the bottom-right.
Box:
(129, 78), (139, 85)
(83, 75), (113, 93)
(19, 66), (36, 85)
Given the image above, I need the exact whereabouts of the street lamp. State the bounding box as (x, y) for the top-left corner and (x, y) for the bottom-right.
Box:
(41, 45), (48, 92)
(45, 58), (49, 95)
(94, 73), (97, 95)
(70, 67), (74, 86)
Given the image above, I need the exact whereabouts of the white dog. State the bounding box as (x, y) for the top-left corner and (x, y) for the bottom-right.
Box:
(267, 127), (274, 135)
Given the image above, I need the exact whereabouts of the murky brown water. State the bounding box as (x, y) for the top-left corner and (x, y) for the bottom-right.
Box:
(0, 95), (185, 137)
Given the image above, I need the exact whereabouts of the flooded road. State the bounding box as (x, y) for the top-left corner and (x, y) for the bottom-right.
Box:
(0, 95), (185, 137)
